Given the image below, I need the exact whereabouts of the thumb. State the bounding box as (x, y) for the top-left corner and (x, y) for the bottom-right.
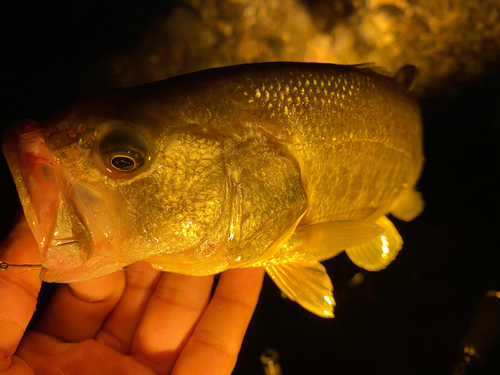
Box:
(0, 213), (42, 372)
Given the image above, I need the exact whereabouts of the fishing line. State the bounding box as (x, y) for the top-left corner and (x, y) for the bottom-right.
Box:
(0, 261), (168, 272)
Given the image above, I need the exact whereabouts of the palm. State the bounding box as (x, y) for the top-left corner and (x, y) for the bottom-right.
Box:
(0, 217), (264, 375)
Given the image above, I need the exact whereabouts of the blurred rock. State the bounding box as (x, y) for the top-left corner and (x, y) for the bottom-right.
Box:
(102, 0), (500, 97)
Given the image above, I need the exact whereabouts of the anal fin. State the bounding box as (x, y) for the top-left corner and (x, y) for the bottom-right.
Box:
(265, 261), (335, 318)
(345, 216), (403, 271)
(389, 187), (424, 222)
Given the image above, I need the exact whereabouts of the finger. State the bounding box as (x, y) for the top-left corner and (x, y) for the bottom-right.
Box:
(172, 267), (264, 375)
(35, 269), (126, 342)
(17, 331), (155, 375)
(95, 262), (162, 354)
(131, 272), (214, 375)
(0, 214), (42, 372)
(3, 356), (34, 375)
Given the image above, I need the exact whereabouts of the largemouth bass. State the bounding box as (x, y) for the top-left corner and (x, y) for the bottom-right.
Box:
(3, 63), (423, 317)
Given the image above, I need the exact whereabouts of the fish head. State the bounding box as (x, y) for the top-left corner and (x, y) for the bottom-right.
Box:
(3, 97), (229, 282)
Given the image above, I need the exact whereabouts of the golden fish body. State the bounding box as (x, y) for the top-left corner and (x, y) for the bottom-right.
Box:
(3, 63), (423, 317)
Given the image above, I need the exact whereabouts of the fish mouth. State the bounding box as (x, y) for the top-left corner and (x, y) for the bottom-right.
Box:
(3, 120), (108, 275)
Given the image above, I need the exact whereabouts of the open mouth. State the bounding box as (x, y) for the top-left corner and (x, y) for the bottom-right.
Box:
(19, 134), (59, 248)
(4, 121), (58, 253)
(4, 119), (131, 281)
(3, 119), (90, 270)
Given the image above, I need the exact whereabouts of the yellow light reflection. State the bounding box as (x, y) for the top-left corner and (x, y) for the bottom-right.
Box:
(381, 235), (389, 253)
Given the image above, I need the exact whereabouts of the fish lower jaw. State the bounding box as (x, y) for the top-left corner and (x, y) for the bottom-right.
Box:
(50, 237), (80, 247)
(42, 243), (87, 270)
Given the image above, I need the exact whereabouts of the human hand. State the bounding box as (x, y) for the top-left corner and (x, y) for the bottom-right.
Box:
(0, 214), (264, 374)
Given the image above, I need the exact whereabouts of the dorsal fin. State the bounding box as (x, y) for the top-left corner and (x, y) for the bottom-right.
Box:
(393, 65), (418, 89)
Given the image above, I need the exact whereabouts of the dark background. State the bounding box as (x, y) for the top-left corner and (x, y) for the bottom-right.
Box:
(1, 1), (499, 374)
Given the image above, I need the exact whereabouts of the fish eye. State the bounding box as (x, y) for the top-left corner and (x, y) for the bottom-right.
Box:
(96, 125), (149, 177)
(110, 154), (139, 171)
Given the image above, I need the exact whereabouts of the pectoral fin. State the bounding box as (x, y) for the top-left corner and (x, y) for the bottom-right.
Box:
(345, 216), (403, 271)
(294, 220), (385, 260)
(265, 261), (335, 318)
(252, 219), (386, 266)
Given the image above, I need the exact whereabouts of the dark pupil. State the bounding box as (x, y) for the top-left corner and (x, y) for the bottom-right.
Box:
(111, 156), (136, 171)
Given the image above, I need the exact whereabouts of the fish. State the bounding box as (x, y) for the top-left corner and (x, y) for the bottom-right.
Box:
(3, 62), (424, 318)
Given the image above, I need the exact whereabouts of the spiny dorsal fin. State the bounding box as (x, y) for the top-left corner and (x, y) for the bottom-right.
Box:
(352, 63), (391, 77)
